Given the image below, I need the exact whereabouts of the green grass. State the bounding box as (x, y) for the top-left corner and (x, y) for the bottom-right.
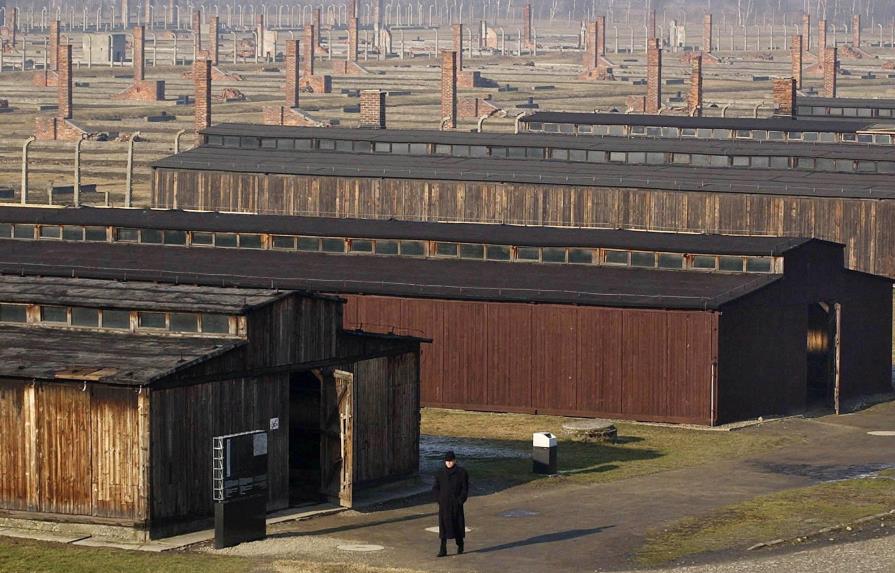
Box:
(634, 474), (895, 567)
(422, 408), (797, 487)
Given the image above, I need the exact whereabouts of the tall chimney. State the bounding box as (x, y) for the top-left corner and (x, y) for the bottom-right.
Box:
(773, 78), (797, 118)
(646, 38), (661, 113)
(209, 15), (219, 65)
(452, 24), (463, 71)
(348, 0), (357, 19)
(802, 13), (811, 50)
(192, 9), (201, 54)
(256, 14), (265, 59)
(49, 20), (60, 71)
(523, 4), (532, 48)
(823, 47), (837, 98)
(688, 53), (702, 117)
(285, 39), (300, 108)
(133, 25), (145, 81)
(703, 14), (712, 53)
(583, 21), (598, 69)
(359, 89), (386, 128)
(852, 14), (861, 48)
(303, 24), (315, 76)
(441, 50), (457, 129)
(791, 35), (803, 89)
(647, 9), (656, 40)
(144, 1), (152, 27)
(59, 43), (72, 120)
(595, 15), (606, 57)
(348, 17), (358, 62)
(818, 18), (827, 51)
(7, 7), (16, 47)
(314, 8), (322, 46)
(194, 58), (211, 133)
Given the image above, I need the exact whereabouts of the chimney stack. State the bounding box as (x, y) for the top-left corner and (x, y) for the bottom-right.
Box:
(802, 13), (811, 50)
(823, 47), (837, 98)
(49, 20), (60, 71)
(647, 9), (656, 40)
(773, 78), (797, 118)
(192, 9), (201, 55)
(7, 7), (16, 47)
(818, 18), (827, 52)
(791, 35), (803, 89)
(595, 15), (606, 57)
(133, 25), (145, 81)
(584, 21), (598, 69)
(209, 15), (219, 65)
(59, 43), (72, 120)
(359, 89), (386, 129)
(452, 24), (463, 70)
(688, 53), (702, 117)
(441, 50), (457, 129)
(194, 58), (211, 133)
(646, 38), (661, 113)
(523, 4), (532, 49)
(348, 17), (358, 62)
(256, 14), (265, 59)
(314, 8), (322, 47)
(852, 14), (861, 48)
(303, 25), (315, 76)
(285, 39), (300, 108)
(703, 14), (712, 53)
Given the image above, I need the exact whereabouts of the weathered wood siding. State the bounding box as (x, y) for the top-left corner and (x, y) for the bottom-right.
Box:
(0, 380), (146, 522)
(343, 296), (718, 424)
(153, 169), (895, 278)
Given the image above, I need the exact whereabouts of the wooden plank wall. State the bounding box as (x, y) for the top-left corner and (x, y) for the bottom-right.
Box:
(350, 352), (420, 485)
(153, 170), (895, 278)
(0, 380), (144, 521)
(343, 296), (717, 424)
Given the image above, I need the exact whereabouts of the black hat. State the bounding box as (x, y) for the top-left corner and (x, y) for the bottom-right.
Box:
(443, 450), (456, 461)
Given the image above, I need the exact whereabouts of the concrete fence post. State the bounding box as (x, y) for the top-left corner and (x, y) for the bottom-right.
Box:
(125, 132), (140, 207)
(21, 137), (36, 205)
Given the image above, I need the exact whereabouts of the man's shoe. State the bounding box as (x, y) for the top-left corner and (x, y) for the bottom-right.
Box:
(437, 541), (447, 557)
(457, 542), (464, 555)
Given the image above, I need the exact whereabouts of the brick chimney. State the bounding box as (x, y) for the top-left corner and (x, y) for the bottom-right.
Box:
(646, 38), (661, 113)
(349, 0), (357, 19)
(523, 4), (532, 48)
(144, 1), (151, 27)
(359, 89), (386, 129)
(348, 17), (358, 62)
(853, 14), (861, 48)
(818, 18), (827, 51)
(59, 43), (72, 120)
(823, 47), (837, 98)
(256, 14), (265, 59)
(285, 39), (300, 108)
(304, 25), (315, 76)
(791, 35), (803, 89)
(703, 14), (712, 53)
(194, 58), (211, 133)
(583, 21), (598, 69)
(452, 24), (463, 71)
(8, 7), (16, 47)
(49, 20), (60, 71)
(209, 16), (219, 65)
(647, 9), (656, 40)
(314, 8), (322, 46)
(192, 9), (201, 54)
(441, 51), (457, 129)
(802, 13), (811, 50)
(773, 78), (797, 118)
(133, 25), (145, 81)
(595, 15), (606, 57)
(688, 53), (702, 117)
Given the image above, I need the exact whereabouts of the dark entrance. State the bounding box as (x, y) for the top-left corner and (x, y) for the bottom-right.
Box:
(806, 302), (840, 410)
(288, 371), (323, 505)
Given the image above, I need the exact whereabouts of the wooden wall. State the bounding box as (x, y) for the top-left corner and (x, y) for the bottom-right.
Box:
(153, 169), (895, 278)
(0, 380), (147, 523)
(343, 296), (717, 424)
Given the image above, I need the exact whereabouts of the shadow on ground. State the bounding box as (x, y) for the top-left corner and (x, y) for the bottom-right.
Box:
(470, 525), (615, 554)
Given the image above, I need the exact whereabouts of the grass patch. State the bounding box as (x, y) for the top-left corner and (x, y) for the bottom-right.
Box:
(422, 408), (796, 487)
(634, 474), (895, 567)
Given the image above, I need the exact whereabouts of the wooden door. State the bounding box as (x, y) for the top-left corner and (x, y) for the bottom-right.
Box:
(320, 369), (355, 507)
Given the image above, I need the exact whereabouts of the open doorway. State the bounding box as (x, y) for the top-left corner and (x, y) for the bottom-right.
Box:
(289, 371), (322, 506)
(806, 302), (841, 411)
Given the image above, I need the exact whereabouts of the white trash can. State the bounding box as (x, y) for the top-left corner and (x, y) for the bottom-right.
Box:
(532, 432), (558, 475)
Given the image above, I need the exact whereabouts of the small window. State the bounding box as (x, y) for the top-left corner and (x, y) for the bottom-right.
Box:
(321, 238), (345, 253)
(164, 230), (187, 245)
(71, 307), (100, 327)
(658, 253), (684, 269)
(746, 257), (773, 273)
(568, 149), (587, 162)
(691, 154), (710, 167)
(170, 312), (199, 333)
(13, 224), (35, 239)
(206, 134), (224, 146)
(215, 233), (238, 248)
(710, 155), (729, 168)
(238, 234), (263, 249)
(802, 132), (818, 143)
(0, 304), (27, 323)
(192, 231), (214, 246)
(40, 306), (68, 323)
(39, 225), (62, 239)
(272, 235), (297, 250)
(319, 139), (336, 150)
(138, 312), (167, 329)
(527, 147), (545, 160)
(297, 237), (321, 252)
(239, 136), (260, 148)
(751, 156), (770, 169)
(399, 241), (425, 257)
(294, 138), (312, 150)
(335, 139), (353, 152)
(609, 152), (626, 163)
(815, 158), (835, 172)
(672, 153), (691, 165)
(630, 251), (656, 267)
(713, 129), (732, 139)
(375, 240), (399, 255)
(202, 314), (231, 334)
(434, 144), (451, 155)
(355, 141), (372, 153)
(102, 310), (130, 330)
(567, 249), (593, 264)
(587, 150), (606, 163)
(435, 242), (458, 257)
(409, 143), (428, 155)
(261, 138), (277, 149)
(0, 223), (11, 237)
(223, 136), (240, 147)
(645, 127), (661, 137)
(795, 158), (815, 170)
(116, 228), (140, 242)
(603, 250), (629, 265)
(141, 229), (163, 244)
(349, 239), (374, 254)
(550, 148), (569, 160)
(84, 227), (107, 242)
(841, 133), (857, 143)
(630, 125), (647, 135)
(691, 255), (716, 270)
(62, 226), (85, 241)
(452, 145), (470, 157)
(507, 147), (527, 159)
(767, 130), (785, 141)
(276, 138), (295, 150)
(718, 256), (744, 272)
(681, 128), (697, 137)
(628, 152), (646, 164)
(391, 143), (411, 155)
(770, 156), (789, 169)
(646, 152), (664, 165)
(459, 244), (485, 259)
(735, 130), (752, 139)
(732, 156), (750, 167)
(857, 134), (874, 144)
(855, 161), (875, 173)
(516, 247), (540, 262)
(485, 245), (511, 261)
(542, 248), (566, 263)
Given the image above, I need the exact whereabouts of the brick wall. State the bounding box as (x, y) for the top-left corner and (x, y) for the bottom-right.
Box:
(823, 47), (837, 98)
(452, 24), (463, 70)
(192, 9), (201, 54)
(818, 18), (827, 51)
(49, 20), (59, 71)
(209, 16), (219, 65)
(772, 78), (796, 117)
(791, 34), (803, 88)
(583, 21), (597, 69)
(58, 43), (72, 120)
(596, 15), (605, 57)
(349, 17), (358, 61)
(314, 8), (322, 46)
(703, 14), (712, 52)
(688, 53), (702, 117)
(441, 51), (457, 129)
(853, 14), (861, 47)
(304, 25), (315, 75)
(359, 89), (386, 128)
(194, 58), (211, 133)
(646, 38), (661, 113)
(285, 39), (300, 108)
(802, 13), (810, 50)
(648, 9), (656, 39)
(133, 25), (145, 81)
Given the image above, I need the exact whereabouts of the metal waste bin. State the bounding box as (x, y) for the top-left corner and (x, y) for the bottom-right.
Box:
(532, 432), (558, 475)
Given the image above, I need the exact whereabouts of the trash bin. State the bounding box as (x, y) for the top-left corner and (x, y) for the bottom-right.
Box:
(532, 432), (558, 475)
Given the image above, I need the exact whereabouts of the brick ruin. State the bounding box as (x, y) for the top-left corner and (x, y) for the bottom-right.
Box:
(773, 77), (797, 118)
(114, 25), (166, 102)
(34, 43), (87, 141)
(441, 50), (457, 129)
(358, 89), (386, 129)
(791, 35), (803, 89)
(32, 20), (60, 87)
(300, 24), (332, 93)
(580, 17), (614, 80)
(194, 58), (211, 134)
(646, 38), (662, 114)
(688, 53), (702, 117)
(823, 47), (838, 98)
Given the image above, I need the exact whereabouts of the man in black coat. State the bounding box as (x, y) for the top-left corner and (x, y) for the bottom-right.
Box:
(432, 450), (469, 557)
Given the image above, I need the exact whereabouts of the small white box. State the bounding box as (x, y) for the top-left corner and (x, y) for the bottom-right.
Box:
(532, 432), (557, 448)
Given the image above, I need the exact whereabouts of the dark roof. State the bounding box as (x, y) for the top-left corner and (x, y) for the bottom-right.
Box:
(519, 111), (892, 132)
(797, 96), (895, 110)
(0, 239), (781, 310)
(198, 123), (895, 161)
(0, 206), (817, 256)
(0, 274), (284, 313)
(0, 326), (240, 385)
(152, 146), (895, 199)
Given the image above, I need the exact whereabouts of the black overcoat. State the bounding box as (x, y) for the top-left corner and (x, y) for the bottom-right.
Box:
(433, 465), (469, 540)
